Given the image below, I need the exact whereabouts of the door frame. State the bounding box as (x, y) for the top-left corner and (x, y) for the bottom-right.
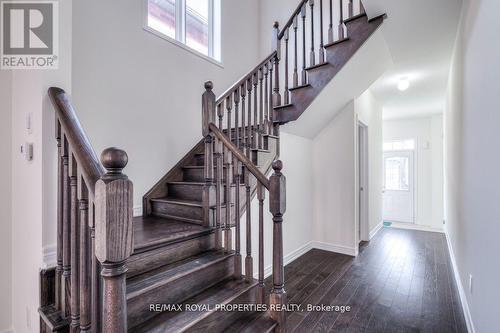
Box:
(357, 121), (369, 243)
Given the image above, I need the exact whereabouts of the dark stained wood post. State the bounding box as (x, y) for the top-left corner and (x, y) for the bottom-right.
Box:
(309, 0), (316, 67)
(268, 59), (274, 134)
(246, 77), (253, 153)
(70, 156), (80, 333)
(360, 0), (365, 14)
(233, 156), (242, 278)
(257, 184), (265, 304)
(264, 64), (270, 134)
(223, 147), (233, 252)
(301, 4), (307, 85)
(215, 137), (223, 249)
(348, 0), (354, 17)
(269, 160), (287, 332)
(339, 0), (345, 40)
(252, 72), (258, 149)
(78, 183), (91, 333)
(95, 148), (133, 333)
(244, 168), (253, 282)
(284, 28), (290, 105)
(293, 16), (299, 88)
(55, 124), (63, 311)
(272, 22), (282, 108)
(202, 81), (216, 227)
(240, 84), (247, 153)
(234, 88), (240, 149)
(328, 0), (334, 43)
(319, 0), (325, 63)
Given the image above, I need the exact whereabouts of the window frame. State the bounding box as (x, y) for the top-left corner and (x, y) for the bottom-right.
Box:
(143, 0), (222, 67)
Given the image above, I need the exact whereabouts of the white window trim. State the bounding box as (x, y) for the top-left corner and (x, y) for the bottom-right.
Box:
(142, 0), (223, 67)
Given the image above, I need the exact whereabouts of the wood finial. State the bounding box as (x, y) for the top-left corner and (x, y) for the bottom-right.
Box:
(101, 148), (128, 179)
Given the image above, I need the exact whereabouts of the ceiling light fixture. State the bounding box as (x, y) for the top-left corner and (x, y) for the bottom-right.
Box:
(398, 77), (410, 91)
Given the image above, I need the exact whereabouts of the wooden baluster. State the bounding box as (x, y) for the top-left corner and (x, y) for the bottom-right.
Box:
(234, 88), (240, 150)
(264, 64), (270, 134)
(244, 168), (253, 282)
(272, 22), (282, 107)
(309, 0), (316, 67)
(215, 137), (223, 249)
(226, 94), (233, 142)
(268, 60), (274, 135)
(247, 77), (253, 154)
(70, 155), (80, 333)
(217, 102), (224, 130)
(233, 156), (242, 278)
(258, 68), (264, 149)
(252, 72), (258, 149)
(55, 124), (63, 311)
(301, 4), (307, 85)
(257, 184), (265, 304)
(240, 84), (247, 153)
(319, 0), (325, 63)
(328, 0), (334, 43)
(339, 0), (345, 40)
(61, 137), (71, 318)
(348, 0), (354, 17)
(284, 28), (290, 105)
(202, 82), (216, 227)
(78, 183), (91, 333)
(293, 16), (299, 88)
(360, 0), (365, 14)
(223, 147), (233, 252)
(90, 205), (100, 333)
(269, 160), (287, 333)
(95, 148), (133, 333)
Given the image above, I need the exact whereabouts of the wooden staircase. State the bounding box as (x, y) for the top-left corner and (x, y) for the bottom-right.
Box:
(40, 1), (385, 332)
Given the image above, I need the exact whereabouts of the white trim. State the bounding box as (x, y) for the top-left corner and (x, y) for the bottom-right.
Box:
(133, 205), (143, 217)
(369, 222), (383, 239)
(389, 221), (444, 234)
(258, 242), (313, 279)
(444, 227), (475, 333)
(311, 241), (358, 257)
(42, 244), (57, 269)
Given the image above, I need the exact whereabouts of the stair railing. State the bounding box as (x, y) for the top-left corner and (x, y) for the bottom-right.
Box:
(203, 82), (288, 331)
(49, 87), (133, 332)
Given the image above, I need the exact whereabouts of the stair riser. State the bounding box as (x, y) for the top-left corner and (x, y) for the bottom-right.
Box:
(168, 183), (204, 201)
(183, 167), (227, 183)
(127, 255), (235, 329)
(185, 285), (258, 332)
(128, 233), (215, 278)
(152, 200), (204, 221)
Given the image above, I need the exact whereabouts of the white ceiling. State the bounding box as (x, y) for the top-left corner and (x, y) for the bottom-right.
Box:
(364, 0), (463, 120)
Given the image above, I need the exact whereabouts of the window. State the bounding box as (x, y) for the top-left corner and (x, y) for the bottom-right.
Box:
(384, 156), (410, 191)
(146, 0), (221, 62)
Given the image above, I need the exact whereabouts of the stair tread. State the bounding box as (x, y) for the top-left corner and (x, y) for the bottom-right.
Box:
(152, 197), (234, 208)
(305, 61), (330, 71)
(289, 83), (311, 91)
(324, 37), (350, 48)
(273, 103), (293, 110)
(222, 312), (277, 333)
(343, 12), (367, 24)
(133, 278), (258, 333)
(133, 216), (211, 251)
(127, 250), (234, 298)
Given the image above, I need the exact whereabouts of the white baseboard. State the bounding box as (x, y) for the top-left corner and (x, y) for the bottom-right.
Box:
(133, 205), (143, 217)
(389, 221), (444, 234)
(258, 242), (313, 279)
(311, 241), (358, 257)
(42, 244), (57, 269)
(369, 222), (383, 240)
(444, 227), (475, 333)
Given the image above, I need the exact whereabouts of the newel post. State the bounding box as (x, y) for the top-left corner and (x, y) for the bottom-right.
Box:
(95, 148), (133, 333)
(269, 160), (287, 332)
(202, 81), (216, 226)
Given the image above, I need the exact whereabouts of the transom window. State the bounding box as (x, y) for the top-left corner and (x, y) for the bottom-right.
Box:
(383, 139), (415, 152)
(145, 0), (221, 62)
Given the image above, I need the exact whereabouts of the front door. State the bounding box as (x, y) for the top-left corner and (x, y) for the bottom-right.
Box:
(383, 151), (414, 223)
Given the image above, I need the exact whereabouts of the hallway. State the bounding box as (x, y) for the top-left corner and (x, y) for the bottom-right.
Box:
(271, 228), (467, 332)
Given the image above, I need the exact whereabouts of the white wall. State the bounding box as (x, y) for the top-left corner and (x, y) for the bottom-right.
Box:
(383, 115), (444, 229)
(0, 70), (12, 331)
(444, 0), (500, 331)
(312, 102), (358, 255)
(355, 89), (383, 237)
(71, 0), (261, 212)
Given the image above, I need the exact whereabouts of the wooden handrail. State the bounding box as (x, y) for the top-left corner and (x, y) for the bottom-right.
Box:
(49, 87), (104, 196)
(209, 123), (270, 189)
(278, 0), (309, 39)
(216, 51), (277, 105)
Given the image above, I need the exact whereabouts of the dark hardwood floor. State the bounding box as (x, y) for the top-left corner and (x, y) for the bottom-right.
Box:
(266, 227), (467, 333)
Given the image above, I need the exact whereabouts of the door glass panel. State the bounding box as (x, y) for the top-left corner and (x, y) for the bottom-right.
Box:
(186, 0), (209, 55)
(385, 157), (409, 191)
(148, 0), (176, 39)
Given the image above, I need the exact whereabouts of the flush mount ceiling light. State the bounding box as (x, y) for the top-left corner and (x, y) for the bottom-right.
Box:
(397, 77), (410, 91)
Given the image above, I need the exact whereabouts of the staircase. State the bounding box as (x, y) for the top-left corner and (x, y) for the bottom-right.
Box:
(39, 1), (385, 332)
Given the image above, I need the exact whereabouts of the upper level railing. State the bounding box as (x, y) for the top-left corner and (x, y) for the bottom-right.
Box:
(49, 88), (134, 332)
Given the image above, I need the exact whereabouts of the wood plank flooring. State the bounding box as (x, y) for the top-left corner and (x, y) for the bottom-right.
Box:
(267, 227), (467, 333)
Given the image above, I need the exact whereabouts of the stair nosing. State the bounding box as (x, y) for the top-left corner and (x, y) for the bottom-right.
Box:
(168, 181), (205, 186)
(288, 83), (311, 92)
(127, 251), (234, 300)
(324, 37), (350, 49)
(273, 103), (294, 110)
(305, 61), (330, 71)
(343, 12), (367, 24)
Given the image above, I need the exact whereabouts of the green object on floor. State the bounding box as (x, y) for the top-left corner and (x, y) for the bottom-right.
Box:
(383, 221), (392, 227)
